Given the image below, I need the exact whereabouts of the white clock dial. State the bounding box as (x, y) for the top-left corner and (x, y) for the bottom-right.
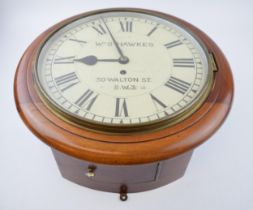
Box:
(36, 11), (212, 129)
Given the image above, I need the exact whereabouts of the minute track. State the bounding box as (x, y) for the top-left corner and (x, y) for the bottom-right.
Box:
(37, 11), (210, 127)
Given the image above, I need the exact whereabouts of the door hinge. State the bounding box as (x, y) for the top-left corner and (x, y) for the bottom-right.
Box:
(209, 52), (218, 72)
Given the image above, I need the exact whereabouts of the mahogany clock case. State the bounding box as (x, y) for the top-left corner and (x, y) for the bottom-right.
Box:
(14, 8), (234, 195)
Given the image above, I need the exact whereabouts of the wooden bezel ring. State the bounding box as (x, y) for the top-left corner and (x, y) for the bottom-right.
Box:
(14, 8), (234, 165)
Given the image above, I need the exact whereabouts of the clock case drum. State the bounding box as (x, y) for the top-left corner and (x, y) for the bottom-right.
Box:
(14, 8), (234, 201)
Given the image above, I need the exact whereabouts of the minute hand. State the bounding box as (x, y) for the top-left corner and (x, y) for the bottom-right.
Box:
(101, 17), (129, 64)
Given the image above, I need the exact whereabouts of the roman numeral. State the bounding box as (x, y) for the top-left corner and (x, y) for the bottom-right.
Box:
(120, 21), (133, 32)
(164, 40), (182, 49)
(92, 24), (106, 35)
(75, 89), (98, 111)
(165, 76), (191, 94)
(69, 38), (87, 44)
(150, 94), (167, 110)
(54, 56), (75, 64)
(173, 58), (195, 68)
(115, 98), (128, 117)
(54, 72), (79, 92)
(147, 25), (158, 36)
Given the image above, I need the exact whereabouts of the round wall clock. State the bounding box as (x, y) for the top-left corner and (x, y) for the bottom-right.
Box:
(14, 8), (233, 201)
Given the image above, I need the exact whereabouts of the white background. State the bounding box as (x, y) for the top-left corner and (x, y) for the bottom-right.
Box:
(1, 0), (252, 209)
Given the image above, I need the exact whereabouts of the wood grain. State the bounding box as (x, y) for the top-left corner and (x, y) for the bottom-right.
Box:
(14, 8), (234, 166)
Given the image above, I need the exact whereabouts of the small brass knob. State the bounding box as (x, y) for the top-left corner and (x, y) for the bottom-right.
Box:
(119, 185), (128, 201)
(85, 165), (96, 178)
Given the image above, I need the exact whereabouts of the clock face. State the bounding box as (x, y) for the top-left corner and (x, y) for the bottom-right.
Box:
(35, 10), (213, 131)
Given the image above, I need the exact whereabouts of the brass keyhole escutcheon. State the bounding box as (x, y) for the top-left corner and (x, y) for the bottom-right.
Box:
(85, 165), (96, 178)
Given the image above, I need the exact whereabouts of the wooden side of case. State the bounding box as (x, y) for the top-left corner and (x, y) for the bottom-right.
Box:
(52, 149), (193, 193)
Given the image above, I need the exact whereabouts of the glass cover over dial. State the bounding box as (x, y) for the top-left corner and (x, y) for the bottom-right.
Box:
(35, 10), (213, 131)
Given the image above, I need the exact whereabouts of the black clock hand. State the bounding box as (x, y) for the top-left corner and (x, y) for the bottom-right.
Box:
(75, 55), (120, 65)
(101, 17), (129, 64)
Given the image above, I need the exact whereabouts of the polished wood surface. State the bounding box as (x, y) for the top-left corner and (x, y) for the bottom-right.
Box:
(14, 8), (234, 166)
(52, 149), (193, 193)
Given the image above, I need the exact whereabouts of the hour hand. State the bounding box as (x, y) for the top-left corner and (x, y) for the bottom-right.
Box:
(74, 55), (120, 65)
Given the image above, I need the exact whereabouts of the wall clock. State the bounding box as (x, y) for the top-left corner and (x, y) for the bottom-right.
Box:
(14, 8), (234, 201)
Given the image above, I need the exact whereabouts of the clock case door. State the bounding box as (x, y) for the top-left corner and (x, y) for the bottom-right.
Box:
(52, 149), (193, 193)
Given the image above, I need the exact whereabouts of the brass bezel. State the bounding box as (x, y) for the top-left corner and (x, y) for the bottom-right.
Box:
(33, 8), (214, 134)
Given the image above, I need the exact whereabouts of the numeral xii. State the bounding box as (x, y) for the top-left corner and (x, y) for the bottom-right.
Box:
(120, 21), (133, 32)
